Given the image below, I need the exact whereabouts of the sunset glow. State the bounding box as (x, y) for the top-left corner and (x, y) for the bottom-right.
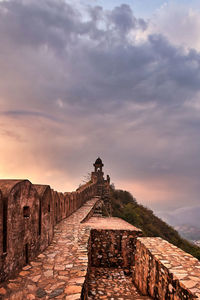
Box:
(1, 0), (200, 224)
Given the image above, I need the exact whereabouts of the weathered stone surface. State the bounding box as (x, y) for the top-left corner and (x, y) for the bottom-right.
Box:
(27, 294), (36, 300)
(65, 294), (80, 300)
(64, 285), (82, 294)
(0, 288), (6, 295)
(19, 271), (29, 277)
(0, 172), (99, 284)
(31, 275), (41, 283)
(87, 267), (151, 299)
(0, 198), (99, 299)
(44, 270), (53, 277)
(1, 160), (200, 300)
(87, 217), (142, 268)
(36, 288), (47, 298)
(7, 283), (19, 289)
(0, 193), (148, 300)
(134, 237), (200, 299)
(0, 180), (41, 283)
(9, 290), (23, 300)
(49, 288), (64, 298)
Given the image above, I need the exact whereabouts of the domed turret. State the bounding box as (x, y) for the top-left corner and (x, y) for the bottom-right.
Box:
(93, 157), (104, 172)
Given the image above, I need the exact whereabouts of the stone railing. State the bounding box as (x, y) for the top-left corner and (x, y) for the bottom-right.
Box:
(134, 237), (200, 299)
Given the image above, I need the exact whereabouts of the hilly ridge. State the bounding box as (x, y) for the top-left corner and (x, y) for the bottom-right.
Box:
(110, 188), (200, 260)
(174, 224), (200, 241)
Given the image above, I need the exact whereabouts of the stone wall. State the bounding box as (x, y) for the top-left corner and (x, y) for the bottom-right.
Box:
(52, 190), (61, 224)
(90, 228), (142, 269)
(82, 217), (143, 299)
(80, 197), (101, 224)
(0, 180), (40, 282)
(58, 192), (65, 220)
(0, 198), (100, 300)
(64, 192), (70, 218)
(134, 237), (200, 300)
(0, 179), (99, 282)
(34, 185), (54, 252)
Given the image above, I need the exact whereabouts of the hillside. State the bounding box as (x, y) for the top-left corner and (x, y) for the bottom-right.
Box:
(110, 188), (200, 260)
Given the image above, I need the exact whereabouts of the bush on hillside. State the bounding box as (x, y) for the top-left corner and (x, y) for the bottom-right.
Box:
(111, 188), (200, 260)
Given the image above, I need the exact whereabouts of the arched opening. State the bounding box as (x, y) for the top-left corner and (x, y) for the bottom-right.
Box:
(23, 206), (30, 218)
(3, 200), (7, 253)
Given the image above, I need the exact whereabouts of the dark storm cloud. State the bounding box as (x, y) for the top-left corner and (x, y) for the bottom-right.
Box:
(1, 0), (200, 107)
(0, 0), (77, 49)
(1, 0), (200, 211)
(109, 4), (137, 32)
(0, 110), (62, 122)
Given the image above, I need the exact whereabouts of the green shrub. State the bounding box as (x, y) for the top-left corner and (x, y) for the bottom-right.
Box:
(111, 188), (200, 260)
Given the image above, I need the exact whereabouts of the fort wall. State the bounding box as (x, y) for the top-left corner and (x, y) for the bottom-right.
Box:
(34, 185), (54, 252)
(82, 217), (200, 299)
(0, 197), (200, 299)
(1, 158), (200, 299)
(0, 179), (98, 282)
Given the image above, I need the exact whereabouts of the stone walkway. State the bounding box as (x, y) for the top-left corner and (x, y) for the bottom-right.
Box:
(87, 267), (151, 299)
(0, 198), (98, 300)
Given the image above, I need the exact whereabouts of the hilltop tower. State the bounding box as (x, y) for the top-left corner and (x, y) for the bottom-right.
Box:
(91, 157), (104, 183)
(94, 157), (104, 172)
(91, 157), (112, 216)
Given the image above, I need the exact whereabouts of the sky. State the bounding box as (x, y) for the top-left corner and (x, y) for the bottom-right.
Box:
(1, 0), (200, 224)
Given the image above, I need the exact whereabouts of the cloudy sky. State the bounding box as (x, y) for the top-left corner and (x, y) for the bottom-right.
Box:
(1, 0), (200, 221)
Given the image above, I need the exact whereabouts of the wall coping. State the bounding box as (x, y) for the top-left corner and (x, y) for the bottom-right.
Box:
(137, 237), (200, 299)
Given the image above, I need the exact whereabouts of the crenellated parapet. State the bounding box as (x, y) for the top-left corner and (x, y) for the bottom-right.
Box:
(33, 184), (54, 252)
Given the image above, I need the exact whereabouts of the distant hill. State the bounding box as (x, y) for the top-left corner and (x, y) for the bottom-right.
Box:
(157, 206), (200, 228)
(175, 224), (200, 241)
(110, 188), (200, 260)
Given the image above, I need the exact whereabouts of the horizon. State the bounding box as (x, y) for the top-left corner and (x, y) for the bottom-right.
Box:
(1, 0), (200, 226)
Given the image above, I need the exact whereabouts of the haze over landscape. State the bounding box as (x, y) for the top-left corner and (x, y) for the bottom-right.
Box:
(0, 0), (200, 227)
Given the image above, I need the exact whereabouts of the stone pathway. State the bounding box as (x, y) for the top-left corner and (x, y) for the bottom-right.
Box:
(0, 198), (98, 300)
(87, 267), (151, 300)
